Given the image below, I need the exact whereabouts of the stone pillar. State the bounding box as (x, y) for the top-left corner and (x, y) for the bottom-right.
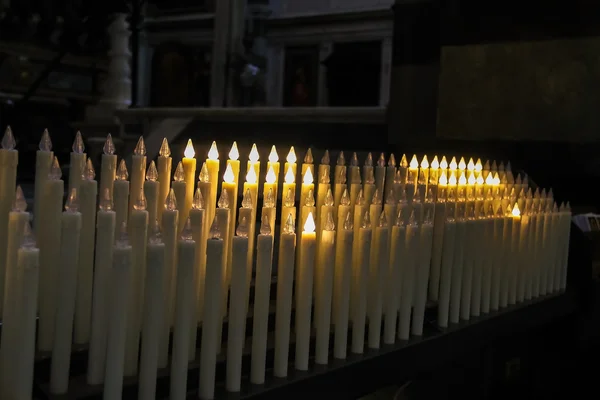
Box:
(317, 41), (333, 106)
(104, 13), (132, 110)
(266, 44), (284, 106)
(379, 36), (392, 106)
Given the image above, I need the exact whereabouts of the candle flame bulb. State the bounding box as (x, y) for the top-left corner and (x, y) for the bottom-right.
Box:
(21, 221), (36, 249)
(83, 158), (95, 180)
(284, 188), (294, 207)
(133, 136), (146, 156)
(408, 210), (419, 227)
(420, 155), (429, 169)
(246, 166), (257, 184)
(448, 174), (457, 186)
(268, 145), (278, 162)
(449, 157), (457, 170)
(304, 148), (313, 164)
(173, 162), (185, 182)
(208, 141), (219, 160)
(40, 128), (52, 151)
(265, 166), (276, 184)
(490, 160), (497, 172)
(249, 144), (259, 162)
(149, 221), (163, 245)
(146, 161), (158, 182)
(440, 156), (448, 170)
(409, 155), (419, 169)
(304, 212), (316, 233)
(116, 160), (128, 181)
(181, 217), (193, 241)
(65, 188), (79, 212)
(305, 189), (315, 207)
(378, 210), (387, 227)
(209, 216), (221, 239)
(236, 216), (249, 237)
(284, 167), (295, 184)
(218, 188), (230, 209)
(467, 172), (476, 185)
(192, 188), (204, 210)
(228, 142), (239, 161)
(101, 133), (115, 155)
(325, 188), (334, 206)
(512, 203), (520, 217)
(260, 215), (271, 235)
(533, 188), (540, 199)
(159, 138), (171, 157)
(184, 139), (195, 158)
(388, 153), (396, 167)
(356, 189), (365, 206)
(500, 174), (508, 185)
(165, 189), (177, 211)
(134, 189), (147, 211)
(377, 153), (386, 167)
(386, 189), (396, 205)
(458, 171), (467, 185)
(321, 150), (330, 165)
(242, 188), (253, 209)
(325, 211), (335, 231)
(319, 167), (330, 184)
(365, 169), (375, 184)
(439, 170), (448, 185)
(458, 157), (466, 171)
(265, 187), (275, 208)
(431, 156), (439, 169)
(361, 210), (371, 229)
(337, 166), (347, 184)
(475, 159), (482, 172)
(493, 173), (500, 185)
(485, 173), (494, 185)
(372, 188), (382, 205)
(400, 154), (408, 168)
(303, 168), (314, 185)
(498, 161), (505, 172)
(199, 162), (210, 183)
(99, 188), (113, 211)
(341, 188), (350, 206)
(116, 222), (129, 246)
(365, 152), (373, 167)
(283, 213), (295, 234)
(13, 185), (27, 212)
(344, 211), (353, 230)
(336, 151), (346, 166)
(467, 158), (475, 171)
(286, 147), (297, 163)
(223, 163), (235, 183)
(351, 152), (359, 167)
(72, 131), (84, 154)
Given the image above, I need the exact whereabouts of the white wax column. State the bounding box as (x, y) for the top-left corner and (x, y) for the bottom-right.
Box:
(226, 235), (249, 392)
(383, 223), (405, 344)
(437, 218), (456, 328)
(333, 216), (354, 357)
(0, 143), (17, 317)
(159, 207), (178, 368)
(199, 237), (224, 400)
(273, 227), (296, 378)
(470, 217), (485, 317)
(560, 209), (571, 291)
(460, 214), (477, 321)
(261, 206), (276, 237)
(490, 214), (503, 311)
(295, 224), (316, 371)
(173, 180), (187, 233)
(138, 236), (165, 400)
(88, 209), (116, 384)
(50, 209), (82, 394)
(38, 177), (63, 351)
(250, 233), (274, 384)
(351, 226), (372, 354)
(375, 163), (386, 199)
(129, 150), (147, 215)
(480, 216), (495, 314)
(68, 150), (86, 195)
(516, 214), (529, 303)
(544, 210), (556, 294)
(34, 146), (53, 232)
(114, 179), (130, 239)
(333, 183), (346, 222)
(429, 202), (446, 302)
(100, 151), (117, 204)
(398, 221), (419, 340)
(368, 224), (388, 349)
(532, 211), (544, 297)
(412, 220), (433, 336)
(315, 227), (335, 364)
(75, 177), (98, 344)
(349, 183), (362, 213)
(103, 241), (132, 400)
(449, 216), (466, 324)
(170, 236), (196, 400)
(538, 211), (550, 296)
(215, 207), (230, 352)
(189, 207), (205, 358)
(158, 151), (173, 224)
(508, 216), (521, 305)
(499, 216), (513, 308)
(364, 182), (376, 207)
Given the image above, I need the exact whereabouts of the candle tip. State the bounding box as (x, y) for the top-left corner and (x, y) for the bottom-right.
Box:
(242, 188), (253, 209)
(325, 211), (335, 231)
(365, 168), (375, 184)
(303, 168), (314, 185)
(209, 215), (221, 239)
(284, 187), (294, 207)
(386, 189), (396, 205)
(165, 189), (177, 211)
(246, 165), (257, 184)
(208, 141), (219, 160)
(184, 139), (195, 158)
(13, 185), (27, 212)
(506, 170), (514, 184)
(356, 189), (365, 206)
(40, 128), (52, 151)
(49, 156), (62, 180)
(103, 133), (115, 155)
(340, 188), (350, 206)
(228, 141), (239, 161)
(336, 166), (347, 184)
(268, 145), (279, 163)
(304, 148), (313, 164)
(511, 203), (520, 217)
(515, 173), (522, 185)
(286, 146), (297, 163)
(82, 158), (95, 180)
(146, 161), (158, 181)
(388, 153), (396, 167)
(506, 161), (512, 172)
(336, 151), (345, 166)
(249, 143), (259, 162)
(116, 159), (128, 180)
(218, 187), (230, 209)
(420, 155), (430, 169)
(265, 187), (275, 208)
(361, 209), (371, 229)
(181, 217), (194, 241)
(199, 162), (209, 183)
(174, 161), (185, 182)
(319, 166), (330, 184)
(99, 188), (113, 211)
(409, 155), (419, 170)
(449, 157), (457, 171)
(523, 174), (529, 185)
(303, 212), (316, 233)
(116, 222), (129, 246)
(260, 215), (272, 235)
(72, 131), (84, 154)
(149, 220), (163, 245)
(548, 188), (554, 199)
(378, 210), (387, 227)
(399, 154), (408, 168)
(325, 188), (334, 206)
(265, 166), (276, 184)
(305, 188), (315, 207)
(486, 203), (495, 218)
(440, 156), (448, 170)
(159, 137), (171, 157)
(284, 166), (295, 184)
(377, 153), (386, 167)
(350, 152), (359, 167)
(283, 213), (295, 234)
(21, 221), (36, 249)
(458, 157), (466, 171)
(467, 171), (476, 186)
(372, 188), (382, 205)
(364, 152), (373, 167)
(321, 150), (330, 165)
(431, 155), (439, 170)
(65, 188), (79, 212)
(467, 158), (475, 171)
(134, 189), (147, 211)
(344, 211), (353, 230)
(192, 188), (205, 210)
(236, 216), (249, 237)
(134, 136), (146, 156)
(223, 163), (235, 184)
(483, 159), (490, 171)
(0, 125), (15, 151)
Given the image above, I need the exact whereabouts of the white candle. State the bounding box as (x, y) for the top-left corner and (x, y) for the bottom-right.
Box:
(75, 159), (98, 345)
(205, 141), (220, 225)
(375, 153), (386, 200)
(129, 136), (147, 215)
(384, 154), (396, 204)
(225, 143), (241, 287)
(429, 170), (448, 302)
(333, 212), (354, 357)
(315, 212), (336, 363)
(560, 202), (571, 291)
(103, 227), (132, 400)
(351, 211), (372, 354)
(368, 211), (389, 349)
(199, 217), (225, 400)
(490, 206), (503, 311)
(242, 169), (259, 316)
(348, 152), (361, 204)
(499, 204), (513, 309)
(509, 203), (521, 305)
(157, 138), (172, 224)
(189, 190), (206, 358)
(350, 189), (367, 322)
(267, 146), (280, 200)
(383, 209), (405, 343)
(114, 160), (130, 239)
(480, 204), (495, 314)
(68, 130), (86, 196)
(172, 161), (187, 233)
(333, 153), (346, 222)
(87, 190), (116, 384)
(260, 188), (276, 236)
(363, 153), (376, 204)
(99, 134), (117, 205)
(50, 189), (82, 394)
(460, 201), (477, 321)
(250, 217), (274, 384)
(412, 211), (433, 336)
(34, 129), (53, 232)
(216, 188), (232, 351)
(296, 212), (316, 371)
(144, 161), (160, 229)
(437, 204), (456, 328)
(316, 151), (331, 225)
(170, 219), (197, 400)
(182, 139), (197, 229)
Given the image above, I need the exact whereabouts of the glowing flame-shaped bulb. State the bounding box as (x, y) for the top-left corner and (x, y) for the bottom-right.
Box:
(146, 161), (158, 181)
(192, 188), (204, 210)
(476, 175), (484, 185)
(408, 155), (418, 169)
(165, 189), (177, 211)
(440, 156), (448, 169)
(493, 173), (500, 185)
(199, 162), (209, 183)
(246, 166), (257, 184)
(439, 170), (448, 185)
(159, 137), (171, 157)
(283, 213), (295, 234)
(458, 157), (466, 171)
(236, 216), (249, 237)
(65, 188), (79, 212)
(103, 133), (114, 155)
(13, 185), (27, 212)
(223, 164), (235, 184)
(99, 188), (113, 211)
(467, 158), (475, 171)
(420, 155), (429, 169)
(260, 215), (271, 235)
(512, 203), (521, 217)
(399, 154), (408, 168)
(265, 188), (275, 208)
(83, 158), (95, 180)
(449, 157), (457, 170)
(116, 160), (128, 181)
(303, 212), (316, 233)
(218, 188), (230, 209)
(467, 172), (476, 185)
(431, 156), (439, 169)
(448, 174), (457, 186)
(134, 136), (146, 156)
(458, 172), (467, 185)
(173, 162), (184, 182)
(475, 159), (482, 172)
(303, 168), (313, 185)
(184, 139), (195, 158)
(228, 142), (239, 160)
(72, 131), (84, 153)
(40, 128), (52, 151)
(249, 144), (259, 162)
(265, 166), (276, 184)
(268, 146), (278, 162)
(208, 141), (219, 160)
(485, 173), (494, 185)
(287, 147), (297, 163)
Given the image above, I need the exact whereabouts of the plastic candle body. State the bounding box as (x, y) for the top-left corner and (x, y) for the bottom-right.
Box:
(99, 139), (117, 207)
(182, 140), (197, 226)
(157, 142), (173, 223)
(295, 215), (316, 371)
(189, 207), (205, 342)
(489, 210), (503, 311)
(114, 162), (130, 239)
(412, 218), (434, 336)
(172, 163), (187, 234)
(267, 146), (280, 199)
(384, 222), (405, 344)
(398, 219), (419, 340)
(374, 156), (386, 198)
(350, 226), (372, 353)
(206, 157), (220, 223)
(516, 213), (530, 303)
(368, 222), (389, 348)
(350, 200), (368, 316)
(222, 167), (237, 286)
(316, 161), (330, 223)
(0, 136), (18, 317)
(300, 169), (315, 219)
(429, 194), (447, 302)
(499, 213), (513, 308)
(68, 148), (86, 196)
(215, 205), (231, 349)
(314, 222), (335, 364)
(129, 139), (147, 215)
(34, 133), (53, 232)
(144, 162), (159, 229)
(159, 201), (178, 368)
(509, 211), (521, 305)
(438, 215), (456, 328)
(333, 214), (354, 358)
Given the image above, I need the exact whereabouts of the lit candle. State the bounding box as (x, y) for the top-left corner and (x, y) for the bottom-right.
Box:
(412, 210), (434, 336)
(247, 143), (261, 192)
(239, 189), (254, 316)
(384, 154), (396, 204)
(198, 217), (224, 400)
(460, 201), (476, 321)
(316, 150), (331, 225)
(144, 161), (159, 229)
(350, 190), (368, 318)
(138, 223), (165, 399)
(182, 139), (197, 228)
(348, 153), (362, 207)
(114, 160), (130, 239)
(243, 167), (259, 300)
(172, 161), (187, 233)
(198, 162), (213, 233)
(429, 155), (440, 197)
(87, 189), (116, 385)
(300, 168), (315, 219)
(261, 187), (276, 235)
(508, 203), (521, 305)
(129, 136), (147, 215)
(368, 211), (389, 349)
(273, 214), (296, 377)
(34, 129), (53, 232)
(281, 168), (296, 226)
(333, 153), (347, 222)
(225, 142), (241, 266)
(38, 157), (63, 351)
(301, 148), (314, 184)
(437, 203), (456, 328)
(103, 225), (132, 400)
(398, 154), (408, 184)
(416, 155), (429, 201)
(333, 212), (353, 357)
(450, 200), (466, 324)
(399, 212), (420, 340)
(50, 189), (82, 394)
(250, 216), (274, 384)
(99, 133), (117, 207)
(188, 190), (205, 358)
(405, 154), (419, 202)
(375, 153), (386, 198)
(75, 159), (98, 345)
(267, 146), (280, 200)
(284, 146), (297, 186)
(170, 219), (197, 400)
(296, 212), (316, 371)
(363, 153), (376, 205)
(68, 130), (86, 195)
(215, 188), (231, 351)
(429, 168), (447, 302)
(157, 138), (172, 223)
(206, 141), (220, 224)
(351, 212), (372, 353)
(481, 204), (495, 314)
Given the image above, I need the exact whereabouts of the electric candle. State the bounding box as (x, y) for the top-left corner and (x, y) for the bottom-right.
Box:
(215, 188), (231, 351)
(450, 200), (466, 324)
(170, 219), (196, 400)
(88, 189), (116, 385)
(301, 148), (314, 184)
(144, 161), (159, 230)
(34, 129), (53, 232)
(490, 206), (504, 311)
(349, 152), (362, 207)
(103, 225), (132, 400)
(239, 189), (254, 316)
(509, 203), (521, 305)
(198, 162), (213, 236)
(299, 188), (316, 234)
(540, 197), (553, 295)
(250, 216), (274, 384)
(296, 212), (316, 371)
(384, 154), (396, 204)
(226, 143), (241, 257)
(50, 189), (82, 394)
(448, 156), (458, 182)
(429, 155), (440, 194)
(139, 223), (165, 400)
(560, 202), (571, 291)
(206, 141), (220, 225)
(469, 176), (485, 317)
(333, 161), (347, 222)
(482, 159), (491, 181)
(406, 154), (419, 201)
(363, 154), (376, 205)
(475, 158), (483, 180)
(0, 127), (17, 317)
(437, 203), (456, 328)
(182, 139), (197, 229)
(300, 168), (315, 218)
(320, 188), (335, 236)
(267, 146), (280, 199)
(351, 212), (372, 354)
(172, 161), (187, 233)
(243, 167), (259, 286)
(375, 153), (386, 198)
(530, 190), (542, 298)
(368, 211), (389, 349)
(460, 201), (476, 321)
(114, 160), (130, 239)
(417, 155), (429, 201)
(38, 157), (63, 351)
(499, 203), (513, 309)
(316, 150), (331, 225)
(264, 166), (277, 203)
(75, 159), (98, 345)
(199, 217), (224, 400)
(68, 130), (86, 195)
(281, 186), (296, 228)
(189, 189), (205, 356)
(248, 143), (261, 188)
(99, 134), (117, 207)
(334, 212), (354, 357)
(274, 214), (296, 377)
(157, 138), (172, 223)
(367, 190), (383, 324)
(284, 146), (297, 186)
(498, 161), (506, 182)
(480, 204), (495, 314)
(350, 190), (368, 317)
(398, 154), (408, 184)
(517, 198), (531, 303)
(429, 169), (448, 302)
(412, 210), (434, 336)
(261, 188), (276, 235)
(129, 136), (147, 215)
(383, 209), (404, 343)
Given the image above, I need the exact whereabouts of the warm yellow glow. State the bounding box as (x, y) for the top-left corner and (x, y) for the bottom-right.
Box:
(184, 139), (195, 158)
(449, 157), (457, 170)
(303, 212), (316, 233)
(458, 171), (467, 185)
(493, 173), (500, 185)
(286, 147), (297, 163)
(246, 167), (257, 184)
(269, 146), (279, 163)
(458, 157), (466, 171)
(266, 166), (277, 184)
(449, 174), (457, 185)
(430, 156), (439, 170)
(249, 144), (259, 162)
(485, 173), (494, 185)
(223, 164), (235, 183)
(512, 203), (521, 217)
(420, 155), (429, 169)
(438, 170), (448, 185)
(467, 158), (475, 171)
(476, 175), (484, 185)
(208, 141), (219, 160)
(228, 142), (239, 161)
(440, 156), (448, 170)
(284, 167), (295, 184)
(467, 172), (476, 185)
(303, 168), (314, 185)
(475, 159), (482, 172)
(409, 155), (419, 169)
